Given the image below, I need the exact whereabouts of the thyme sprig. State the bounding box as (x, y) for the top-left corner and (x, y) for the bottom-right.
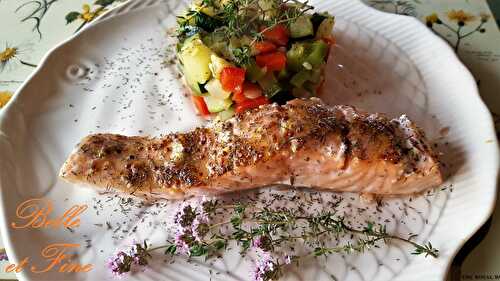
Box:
(177, 0), (314, 42)
(107, 199), (439, 280)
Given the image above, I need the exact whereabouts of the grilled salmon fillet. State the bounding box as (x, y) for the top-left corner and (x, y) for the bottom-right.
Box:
(59, 98), (442, 198)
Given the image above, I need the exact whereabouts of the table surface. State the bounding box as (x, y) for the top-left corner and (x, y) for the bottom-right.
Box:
(1, 0), (499, 280)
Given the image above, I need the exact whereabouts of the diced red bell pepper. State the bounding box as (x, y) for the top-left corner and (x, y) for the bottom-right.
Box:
(220, 66), (246, 93)
(235, 96), (270, 113)
(191, 95), (210, 116)
(232, 82), (262, 103)
(232, 89), (247, 104)
(253, 41), (277, 54)
(255, 51), (287, 72)
(262, 24), (289, 46)
(242, 82), (263, 99)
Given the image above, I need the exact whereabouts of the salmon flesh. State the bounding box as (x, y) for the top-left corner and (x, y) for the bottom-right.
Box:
(59, 98), (442, 198)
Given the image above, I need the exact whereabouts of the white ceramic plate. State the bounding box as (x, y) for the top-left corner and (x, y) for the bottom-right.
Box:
(0, 0), (498, 280)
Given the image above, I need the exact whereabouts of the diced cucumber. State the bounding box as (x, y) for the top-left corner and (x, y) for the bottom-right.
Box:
(286, 43), (307, 72)
(180, 35), (213, 85)
(183, 71), (205, 95)
(204, 79), (231, 99)
(290, 67), (322, 89)
(203, 33), (233, 60)
(305, 40), (328, 67)
(245, 59), (267, 82)
(308, 67), (323, 84)
(258, 72), (281, 98)
(203, 95), (233, 113)
(209, 54), (233, 79)
(290, 70), (311, 88)
(290, 16), (314, 38)
(216, 107), (235, 121)
(315, 17), (335, 39)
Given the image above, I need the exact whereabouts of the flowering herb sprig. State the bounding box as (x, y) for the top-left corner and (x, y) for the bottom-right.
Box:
(176, 0), (316, 65)
(107, 199), (438, 280)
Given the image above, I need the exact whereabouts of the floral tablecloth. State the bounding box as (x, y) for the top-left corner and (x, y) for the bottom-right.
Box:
(1, 0), (499, 280)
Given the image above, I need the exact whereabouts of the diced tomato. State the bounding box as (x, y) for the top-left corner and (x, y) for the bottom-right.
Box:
(261, 24), (289, 46)
(235, 96), (270, 113)
(191, 95), (210, 116)
(255, 51), (287, 72)
(232, 89), (247, 104)
(253, 41), (277, 54)
(242, 82), (262, 99)
(220, 67), (246, 93)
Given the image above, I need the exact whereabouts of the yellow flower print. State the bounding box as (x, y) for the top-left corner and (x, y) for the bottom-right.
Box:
(0, 47), (17, 64)
(79, 4), (106, 23)
(0, 43), (36, 73)
(0, 91), (13, 108)
(425, 10), (491, 53)
(426, 13), (438, 23)
(66, 1), (117, 33)
(425, 13), (441, 27)
(447, 10), (476, 25)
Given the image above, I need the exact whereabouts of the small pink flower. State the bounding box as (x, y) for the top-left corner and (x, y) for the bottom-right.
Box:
(174, 229), (191, 255)
(107, 242), (150, 278)
(284, 255), (291, 265)
(252, 251), (278, 281)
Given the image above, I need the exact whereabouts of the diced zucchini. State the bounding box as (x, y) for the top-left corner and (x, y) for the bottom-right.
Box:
(194, 12), (223, 32)
(290, 16), (314, 38)
(305, 40), (328, 67)
(191, 1), (216, 16)
(180, 35), (213, 85)
(286, 43), (307, 72)
(245, 59), (267, 82)
(310, 13), (328, 32)
(315, 17), (335, 39)
(258, 0), (277, 20)
(239, 35), (253, 47)
(203, 95), (233, 113)
(258, 72), (281, 98)
(229, 37), (242, 49)
(182, 34), (202, 49)
(203, 33), (233, 60)
(191, 1), (217, 17)
(183, 73), (205, 95)
(209, 54), (233, 79)
(308, 67), (323, 84)
(204, 79), (231, 99)
(290, 70), (311, 88)
(216, 107), (235, 121)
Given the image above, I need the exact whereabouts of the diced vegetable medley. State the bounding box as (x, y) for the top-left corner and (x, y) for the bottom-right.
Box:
(175, 0), (335, 119)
